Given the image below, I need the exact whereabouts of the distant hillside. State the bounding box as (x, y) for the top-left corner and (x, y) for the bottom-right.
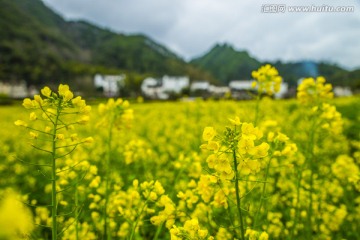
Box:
(0, 0), (213, 88)
(0, 0), (81, 84)
(191, 43), (261, 85)
(191, 43), (360, 88)
(0, 0), (359, 92)
(272, 61), (352, 87)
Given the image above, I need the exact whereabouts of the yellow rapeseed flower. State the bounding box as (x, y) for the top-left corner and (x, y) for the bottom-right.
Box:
(58, 84), (70, 96)
(78, 115), (90, 124)
(44, 126), (52, 132)
(72, 96), (86, 107)
(203, 127), (216, 141)
(242, 122), (263, 140)
(29, 131), (39, 139)
(207, 141), (220, 152)
(259, 231), (269, 240)
(0, 191), (34, 239)
(297, 76), (333, 104)
(22, 98), (34, 109)
(34, 95), (43, 104)
(63, 90), (74, 101)
(254, 142), (270, 158)
(41, 86), (52, 97)
(252, 64), (282, 95)
(29, 112), (37, 121)
(56, 134), (65, 140)
(228, 116), (241, 126)
(238, 138), (255, 155)
(14, 120), (28, 127)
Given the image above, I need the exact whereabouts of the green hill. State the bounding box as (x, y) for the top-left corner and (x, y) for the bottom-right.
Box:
(0, 0), (81, 84)
(191, 44), (360, 88)
(1, 0), (359, 92)
(0, 0), (212, 88)
(191, 43), (261, 85)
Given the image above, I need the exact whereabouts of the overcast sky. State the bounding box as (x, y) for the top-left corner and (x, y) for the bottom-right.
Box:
(42, 0), (360, 69)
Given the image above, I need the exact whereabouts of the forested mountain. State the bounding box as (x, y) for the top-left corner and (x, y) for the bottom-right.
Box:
(0, 0), (359, 91)
(192, 43), (360, 88)
(191, 44), (261, 84)
(0, 0), (213, 87)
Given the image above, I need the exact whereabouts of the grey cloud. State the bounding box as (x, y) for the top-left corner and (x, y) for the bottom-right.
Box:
(42, 0), (360, 69)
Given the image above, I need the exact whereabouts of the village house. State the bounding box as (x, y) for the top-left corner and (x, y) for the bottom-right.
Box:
(229, 80), (256, 99)
(94, 74), (126, 97)
(190, 81), (210, 92)
(0, 81), (38, 98)
(141, 75), (189, 99)
(209, 85), (230, 98)
(190, 81), (210, 98)
(229, 80), (288, 99)
(333, 86), (352, 97)
(190, 81), (230, 99)
(274, 82), (289, 99)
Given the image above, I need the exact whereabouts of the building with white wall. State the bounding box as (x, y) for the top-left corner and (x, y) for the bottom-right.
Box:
(94, 74), (126, 97)
(141, 75), (189, 99)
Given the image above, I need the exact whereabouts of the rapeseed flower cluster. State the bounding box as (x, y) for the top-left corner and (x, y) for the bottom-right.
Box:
(202, 119), (270, 179)
(294, 76), (354, 239)
(14, 84), (93, 240)
(96, 98), (134, 239)
(311, 103), (343, 135)
(124, 139), (154, 165)
(98, 98), (133, 129)
(0, 190), (34, 239)
(150, 195), (176, 229)
(251, 64), (282, 95)
(245, 228), (269, 240)
(297, 76), (333, 104)
(331, 155), (359, 186)
(170, 218), (213, 240)
(3, 73), (358, 240)
(15, 84), (93, 144)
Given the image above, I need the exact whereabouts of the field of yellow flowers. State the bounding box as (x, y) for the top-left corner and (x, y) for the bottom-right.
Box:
(0, 66), (359, 240)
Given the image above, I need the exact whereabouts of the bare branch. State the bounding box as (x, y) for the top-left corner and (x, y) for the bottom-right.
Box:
(14, 156), (51, 167)
(55, 145), (78, 159)
(31, 144), (53, 154)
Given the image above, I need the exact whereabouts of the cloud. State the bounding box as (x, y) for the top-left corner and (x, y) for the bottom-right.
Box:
(42, 0), (360, 69)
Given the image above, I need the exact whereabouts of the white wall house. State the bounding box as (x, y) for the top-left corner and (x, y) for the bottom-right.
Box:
(229, 80), (256, 100)
(190, 81), (210, 92)
(334, 86), (352, 97)
(141, 75), (190, 99)
(162, 75), (189, 94)
(274, 82), (288, 99)
(229, 80), (255, 91)
(94, 74), (126, 97)
(0, 81), (37, 98)
(140, 77), (168, 100)
(229, 80), (288, 99)
(190, 81), (230, 98)
(209, 85), (230, 96)
(0, 82), (11, 95)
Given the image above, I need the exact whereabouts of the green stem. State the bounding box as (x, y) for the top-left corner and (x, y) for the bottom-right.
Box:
(253, 157), (272, 229)
(129, 198), (149, 240)
(104, 121), (114, 240)
(290, 166), (303, 239)
(307, 122), (316, 238)
(51, 101), (61, 240)
(153, 223), (163, 240)
(233, 149), (245, 240)
(226, 203), (237, 238)
(75, 184), (79, 240)
(254, 94), (261, 126)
